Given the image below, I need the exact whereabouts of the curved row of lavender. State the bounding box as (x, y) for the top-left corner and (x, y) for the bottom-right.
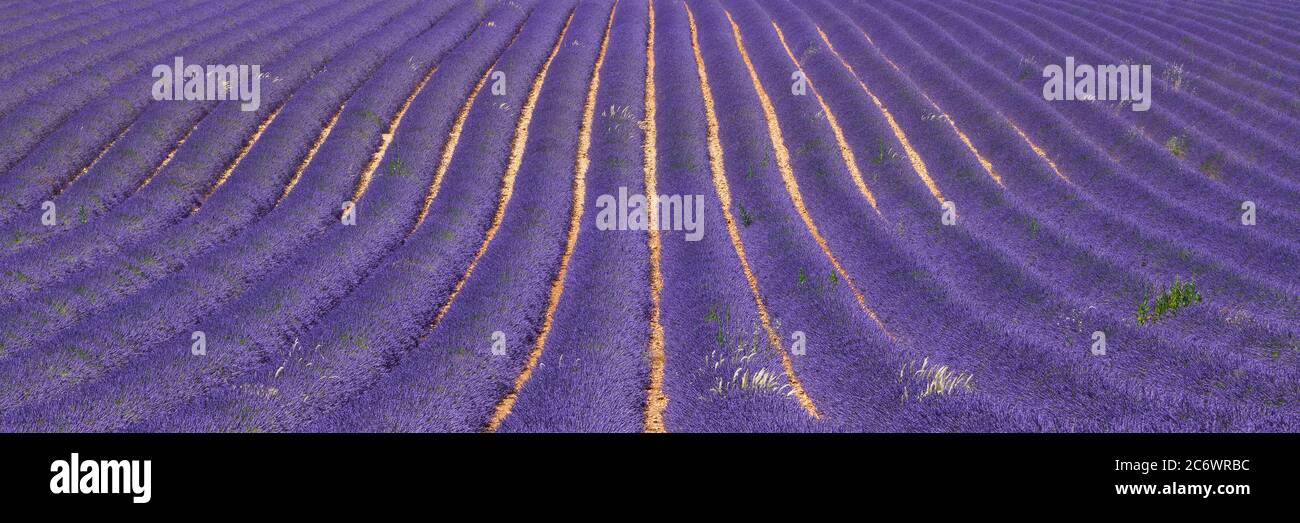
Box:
(0, 0), (135, 71)
(0, 0), (434, 355)
(0, 0), (1295, 432)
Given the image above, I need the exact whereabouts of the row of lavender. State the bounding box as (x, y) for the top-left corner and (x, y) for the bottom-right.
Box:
(0, 0), (1295, 431)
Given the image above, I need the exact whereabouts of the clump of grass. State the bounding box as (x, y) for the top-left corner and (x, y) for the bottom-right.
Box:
(703, 303), (732, 345)
(737, 203), (754, 227)
(385, 156), (411, 178)
(1165, 135), (1188, 157)
(600, 104), (637, 139)
(793, 138), (827, 157)
(798, 45), (820, 63)
(1136, 276), (1202, 326)
(238, 383), (280, 399)
(73, 285), (95, 301)
(708, 360), (789, 397)
(1263, 334), (1300, 360)
(339, 331), (370, 351)
(604, 155), (631, 169)
(1161, 63), (1187, 92)
(358, 108), (384, 128)
(1028, 218), (1040, 239)
(64, 344), (90, 361)
(872, 138), (898, 165)
(704, 323), (791, 397)
(1198, 152), (1224, 179)
(898, 357), (973, 403)
(1015, 55), (1038, 81)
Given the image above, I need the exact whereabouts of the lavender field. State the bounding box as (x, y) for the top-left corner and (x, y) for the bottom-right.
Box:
(0, 0), (1296, 433)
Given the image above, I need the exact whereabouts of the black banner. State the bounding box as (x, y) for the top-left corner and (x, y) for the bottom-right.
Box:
(0, 433), (1291, 510)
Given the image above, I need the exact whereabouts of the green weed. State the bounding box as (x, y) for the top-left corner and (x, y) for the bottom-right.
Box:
(1165, 135), (1188, 157)
(1136, 276), (1202, 326)
(738, 203), (754, 227)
